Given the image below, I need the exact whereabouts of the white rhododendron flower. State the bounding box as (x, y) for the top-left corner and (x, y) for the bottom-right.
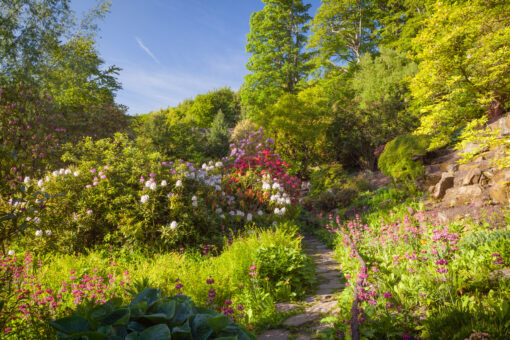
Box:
(272, 183), (280, 190)
(170, 221), (178, 230)
(35, 230), (43, 237)
(140, 195), (150, 203)
(262, 182), (271, 190)
(215, 161), (223, 168)
(274, 208), (280, 215)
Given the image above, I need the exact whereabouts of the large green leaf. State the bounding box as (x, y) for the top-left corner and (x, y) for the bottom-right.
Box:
(130, 301), (148, 318)
(102, 308), (130, 326)
(207, 315), (231, 333)
(139, 324), (171, 340)
(191, 314), (213, 340)
(171, 320), (192, 340)
(130, 288), (162, 310)
(125, 333), (140, 340)
(50, 315), (91, 334)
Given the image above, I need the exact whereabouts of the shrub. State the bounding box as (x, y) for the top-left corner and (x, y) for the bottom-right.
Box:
(309, 163), (347, 196)
(50, 288), (256, 339)
(378, 134), (430, 181)
(255, 245), (315, 300)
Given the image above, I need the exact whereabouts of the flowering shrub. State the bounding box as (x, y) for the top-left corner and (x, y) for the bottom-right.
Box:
(0, 83), (64, 182)
(318, 208), (510, 338)
(3, 129), (302, 253)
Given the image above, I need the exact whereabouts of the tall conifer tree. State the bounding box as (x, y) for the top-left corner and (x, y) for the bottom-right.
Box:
(241, 0), (312, 116)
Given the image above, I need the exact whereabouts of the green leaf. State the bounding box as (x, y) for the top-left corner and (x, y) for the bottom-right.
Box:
(139, 324), (171, 340)
(141, 313), (172, 323)
(171, 320), (192, 340)
(191, 314), (214, 340)
(207, 315), (231, 333)
(130, 301), (148, 318)
(50, 315), (91, 334)
(130, 288), (161, 310)
(126, 333), (140, 340)
(127, 321), (146, 333)
(102, 308), (130, 326)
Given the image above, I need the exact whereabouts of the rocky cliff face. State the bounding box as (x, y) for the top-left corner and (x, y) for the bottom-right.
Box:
(420, 115), (510, 225)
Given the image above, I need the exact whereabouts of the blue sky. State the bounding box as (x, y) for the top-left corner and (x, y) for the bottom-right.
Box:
(71, 0), (321, 115)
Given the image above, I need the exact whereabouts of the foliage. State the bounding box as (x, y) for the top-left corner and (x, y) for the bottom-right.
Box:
(230, 119), (258, 145)
(255, 245), (315, 300)
(241, 0), (312, 114)
(411, 0), (510, 149)
(378, 134), (429, 181)
(308, 0), (377, 69)
(0, 83), (65, 179)
(205, 110), (229, 159)
(50, 289), (256, 340)
(263, 86), (330, 176)
(188, 87), (240, 128)
(314, 199), (510, 338)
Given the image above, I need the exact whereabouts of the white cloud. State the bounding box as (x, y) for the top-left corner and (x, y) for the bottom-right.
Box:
(135, 36), (160, 64)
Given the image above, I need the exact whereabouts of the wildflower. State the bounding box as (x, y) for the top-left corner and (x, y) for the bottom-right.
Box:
(257, 210), (263, 216)
(140, 195), (150, 204)
(90, 168), (97, 174)
(37, 179), (44, 187)
(73, 171), (79, 177)
(23, 176), (30, 184)
(45, 230), (52, 236)
(175, 180), (182, 187)
(207, 278), (215, 284)
(100, 175), (107, 179)
(59, 168), (65, 175)
(246, 213), (253, 221)
(161, 180), (167, 187)
(383, 292), (392, 299)
(215, 207), (222, 213)
(35, 230), (43, 237)
(150, 173), (156, 178)
(220, 214), (225, 219)
(86, 184), (92, 188)
(65, 169), (72, 175)
(140, 176), (145, 183)
(149, 182), (157, 190)
(93, 181), (99, 186)
(167, 192), (175, 199)
(170, 221), (178, 230)
(7, 250), (15, 256)
(86, 210), (93, 214)
(52, 171), (58, 177)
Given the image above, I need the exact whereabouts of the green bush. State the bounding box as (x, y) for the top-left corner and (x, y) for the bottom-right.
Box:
(378, 134), (430, 181)
(309, 163), (347, 196)
(50, 288), (256, 340)
(255, 245), (315, 300)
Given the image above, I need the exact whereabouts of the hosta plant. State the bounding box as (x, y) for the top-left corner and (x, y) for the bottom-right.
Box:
(50, 288), (256, 340)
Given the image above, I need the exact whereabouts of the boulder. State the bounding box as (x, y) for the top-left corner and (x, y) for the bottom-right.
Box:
(462, 167), (482, 186)
(431, 173), (454, 199)
(459, 160), (492, 172)
(489, 168), (510, 186)
(443, 185), (484, 206)
(498, 115), (510, 136)
(489, 182), (509, 205)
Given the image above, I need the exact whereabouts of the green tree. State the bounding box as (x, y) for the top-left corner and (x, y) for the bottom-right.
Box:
(188, 87), (240, 128)
(206, 110), (230, 158)
(241, 0), (312, 115)
(410, 0), (510, 149)
(308, 0), (377, 72)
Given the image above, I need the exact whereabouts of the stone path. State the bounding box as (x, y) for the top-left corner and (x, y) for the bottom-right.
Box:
(258, 235), (344, 339)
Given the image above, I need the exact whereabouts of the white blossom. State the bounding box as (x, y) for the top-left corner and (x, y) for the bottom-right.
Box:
(262, 182), (271, 190)
(274, 208), (280, 215)
(257, 210), (263, 216)
(192, 201), (198, 207)
(170, 221), (178, 230)
(246, 213), (253, 221)
(35, 230), (43, 237)
(33, 217), (41, 224)
(23, 177), (31, 184)
(59, 168), (65, 175)
(7, 250), (15, 256)
(140, 195), (150, 204)
(73, 171), (80, 177)
(65, 169), (72, 175)
(45, 230), (52, 236)
(215, 207), (222, 213)
(236, 210), (244, 217)
(149, 182), (157, 191)
(161, 180), (167, 187)
(192, 195), (197, 201)
(52, 171), (58, 177)
(175, 180), (182, 187)
(215, 161), (223, 168)
(167, 192), (175, 199)
(37, 179), (44, 187)
(220, 214), (225, 219)
(272, 182), (280, 190)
